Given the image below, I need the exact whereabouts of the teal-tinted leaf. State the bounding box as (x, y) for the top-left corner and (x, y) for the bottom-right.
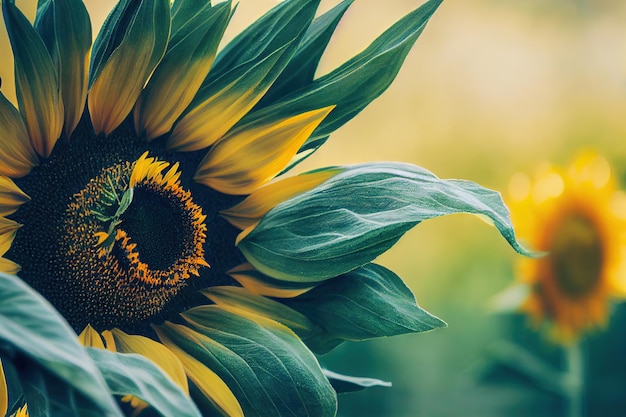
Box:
(287, 263), (445, 343)
(239, 162), (532, 282)
(0, 273), (122, 416)
(86, 348), (201, 417)
(241, 0), (442, 154)
(322, 369), (392, 393)
(258, 0), (354, 107)
(2, 0), (63, 158)
(209, 0), (319, 80)
(158, 306), (338, 417)
(35, 0), (91, 137)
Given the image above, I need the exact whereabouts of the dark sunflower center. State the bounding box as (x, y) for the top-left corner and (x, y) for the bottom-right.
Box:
(121, 185), (186, 270)
(7, 115), (245, 334)
(549, 213), (604, 298)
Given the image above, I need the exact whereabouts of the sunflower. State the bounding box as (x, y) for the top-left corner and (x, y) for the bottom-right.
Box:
(507, 152), (626, 344)
(0, 0), (530, 416)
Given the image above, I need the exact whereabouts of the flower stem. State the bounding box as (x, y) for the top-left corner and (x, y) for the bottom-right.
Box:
(564, 342), (584, 417)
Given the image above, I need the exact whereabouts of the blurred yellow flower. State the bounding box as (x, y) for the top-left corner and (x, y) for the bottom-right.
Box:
(508, 152), (626, 343)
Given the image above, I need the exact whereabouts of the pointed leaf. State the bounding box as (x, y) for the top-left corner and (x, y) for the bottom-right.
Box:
(0, 273), (122, 416)
(2, 0), (63, 157)
(323, 369), (392, 393)
(35, 0), (91, 138)
(157, 306), (338, 417)
(239, 162), (532, 282)
(86, 348), (201, 417)
(286, 263), (445, 343)
(88, 0), (170, 135)
(258, 0), (354, 106)
(168, 0), (319, 152)
(135, 1), (232, 139)
(242, 0), (442, 154)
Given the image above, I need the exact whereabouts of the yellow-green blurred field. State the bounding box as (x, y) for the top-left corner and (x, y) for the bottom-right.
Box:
(18, 0), (626, 415)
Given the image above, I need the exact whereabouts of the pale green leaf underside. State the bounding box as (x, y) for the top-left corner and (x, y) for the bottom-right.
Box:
(86, 348), (202, 417)
(239, 162), (532, 283)
(0, 273), (121, 417)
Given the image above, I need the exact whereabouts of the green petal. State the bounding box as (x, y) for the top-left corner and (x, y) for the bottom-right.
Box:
(238, 162), (532, 282)
(0, 272), (122, 416)
(135, 1), (232, 140)
(86, 347), (202, 417)
(158, 306), (338, 417)
(2, 0), (63, 158)
(35, 0), (91, 138)
(168, 0), (319, 152)
(88, 0), (170, 135)
(286, 263), (445, 347)
(242, 0), (442, 155)
(0, 91), (38, 177)
(258, 0), (354, 106)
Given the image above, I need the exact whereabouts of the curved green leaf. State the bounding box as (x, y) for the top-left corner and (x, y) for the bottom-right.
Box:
(286, 263), (445, 347)
(0, 273), (121, 416)
(239, 162), (532, 282)
(157, 306), (337, 417)
(86, 348), (202, 417)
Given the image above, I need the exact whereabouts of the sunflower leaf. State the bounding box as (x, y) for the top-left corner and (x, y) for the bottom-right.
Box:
(238, 162), (532, 282)
(241, 0), (442, 154)
(258, 0), (354, 107)
(86, 348), (202, 417)
(286, 263), (445, 350)
(0, 273), (122, 416)
(322, 369), (392, 394)
(157, 306), (338, 417)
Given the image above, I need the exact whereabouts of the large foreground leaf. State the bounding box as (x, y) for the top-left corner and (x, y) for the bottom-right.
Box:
(0, 273), (121, 416)
(157, 305), (337, 417)
(239, 162), (532, 282)
(86, 348), (201, 417)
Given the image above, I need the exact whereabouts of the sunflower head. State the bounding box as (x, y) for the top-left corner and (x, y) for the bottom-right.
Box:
(0, 0), (533, 416)
(508, 152), (626, 344)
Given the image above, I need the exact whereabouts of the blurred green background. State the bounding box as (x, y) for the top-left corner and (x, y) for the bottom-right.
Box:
(84, 0), (626, 415)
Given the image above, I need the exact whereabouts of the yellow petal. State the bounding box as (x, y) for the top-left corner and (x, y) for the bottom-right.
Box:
(110, 328), (189, 395)
(228, 263), (314, 298)
(202, 286), (315, 331)
(155, 323), (244, 417)
(221, 168), (341, 229)
(0, 358), (7, 417)
(3, 0), (64, 157)
(0, 222), (18, 256)
(0, 175), (30, 216)
(0, 92), (38, 177)
(78, 324), (105, 349)
(0, 0), (38, 106)
(0, 216), (20, 236)
(88, 0), (170, 135)
(168, 46), (288, 152)
(0, 257), (20, 274)
(195, 106), (334, 195)
(135, 2), (230, 140)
